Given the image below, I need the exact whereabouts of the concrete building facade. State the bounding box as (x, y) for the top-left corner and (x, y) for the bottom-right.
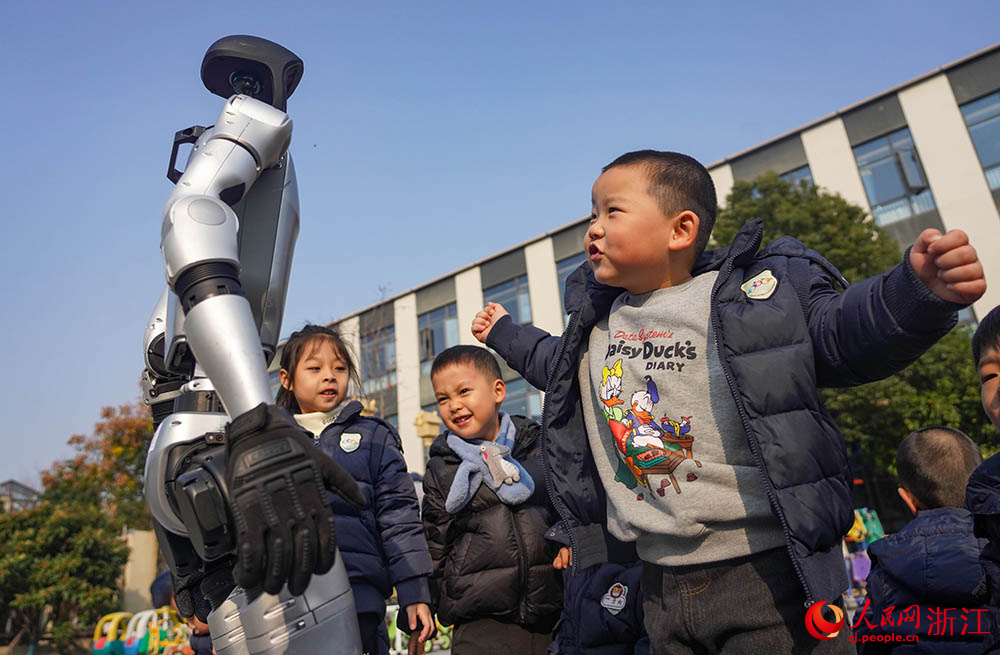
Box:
(271, 43), (1000, 474)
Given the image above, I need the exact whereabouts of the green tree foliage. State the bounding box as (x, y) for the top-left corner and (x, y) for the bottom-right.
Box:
(0, 501), (128, 653)
(1, 402), (155, 650)
(712, 172), (900, 281)
(715, 172), (993, 471)
(42, 401), (154, 530)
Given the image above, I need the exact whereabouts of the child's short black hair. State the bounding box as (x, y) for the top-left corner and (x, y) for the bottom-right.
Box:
(602, 150), (718, 259)
(896, 426), (982, 509)
(430, 345), (502, 382)
(973, 305), (1000, 367)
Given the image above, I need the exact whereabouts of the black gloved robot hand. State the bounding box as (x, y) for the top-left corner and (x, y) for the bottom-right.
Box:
(173, 557), (237, 622)
(225, 403), (366, 596)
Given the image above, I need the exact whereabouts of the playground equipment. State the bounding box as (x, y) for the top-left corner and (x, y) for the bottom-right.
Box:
(121, 607), (187, 655)
(92, 612), (133, 655)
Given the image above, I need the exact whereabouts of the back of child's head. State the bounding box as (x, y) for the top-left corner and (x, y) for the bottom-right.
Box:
(896, 426), (983, 509)
(276, 323), (361, 413)
(603, 150), (718, 259)
(973, 305), (1000, 368)
(430, 345), (502, 383)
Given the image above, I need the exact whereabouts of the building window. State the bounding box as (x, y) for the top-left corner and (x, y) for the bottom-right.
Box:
(781, 165), (813, 188)
(853, 127), (936, 226)
(961, 91), (1000, 190)
(557, 252), (586, 326)
(418, 303), (459, 377)
(384, 414), (398, 427)
(502, 377), (542, 421)
(360, 326), (397, 396)
(483, 275), (532, 325)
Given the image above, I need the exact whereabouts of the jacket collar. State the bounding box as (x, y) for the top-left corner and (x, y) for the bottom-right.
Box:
(278, 399), (365, 433)
(564, 219), (765, 325)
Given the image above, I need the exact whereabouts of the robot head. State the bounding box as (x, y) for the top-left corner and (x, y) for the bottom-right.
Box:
(201, 35), (303, 112)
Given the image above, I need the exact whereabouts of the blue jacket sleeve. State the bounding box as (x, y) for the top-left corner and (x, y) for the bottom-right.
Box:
(485, 314), (564, 391)
(370, 424), (432, 611)
(801, 247), (962, 388)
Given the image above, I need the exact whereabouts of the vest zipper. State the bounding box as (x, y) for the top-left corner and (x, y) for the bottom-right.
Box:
(710, 242), (814, 605)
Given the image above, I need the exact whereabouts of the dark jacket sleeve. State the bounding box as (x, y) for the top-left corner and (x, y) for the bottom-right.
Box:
(370, 423), (432, 610)
(485, 314), (563, 391)
(798, 246), (962, 387)
(421, 462), (453, 610)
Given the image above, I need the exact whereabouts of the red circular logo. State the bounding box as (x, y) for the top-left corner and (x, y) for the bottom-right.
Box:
(804, 601), (845, 640)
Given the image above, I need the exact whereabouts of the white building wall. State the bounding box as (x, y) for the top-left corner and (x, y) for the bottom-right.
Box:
(336, 315), (362, 394)
(393, 293), (424, 473)
(708, 163), (734, 208)
(801, 118), (872, 213)
(899, 74), (1000, 319)
(455, 267), (485, 346)
(121, 529), (158, 613)
(524, 238), (564, 336)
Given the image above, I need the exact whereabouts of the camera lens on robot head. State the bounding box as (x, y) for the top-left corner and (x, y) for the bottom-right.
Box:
(202, 35), (303, 112)
(229, 72), (262, 97)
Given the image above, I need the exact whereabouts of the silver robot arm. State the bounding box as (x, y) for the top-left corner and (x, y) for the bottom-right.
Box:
(160, 94), (293, 418)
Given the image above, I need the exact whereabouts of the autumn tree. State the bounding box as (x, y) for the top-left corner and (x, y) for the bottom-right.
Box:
(0, 501), (128, 653)
(2, 401), (155, 650)
(42, 401), (154, 530)
(715, 172), (993, 471)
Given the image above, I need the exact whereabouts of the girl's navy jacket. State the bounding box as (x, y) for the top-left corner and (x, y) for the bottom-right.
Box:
(300, 400), (433, 618)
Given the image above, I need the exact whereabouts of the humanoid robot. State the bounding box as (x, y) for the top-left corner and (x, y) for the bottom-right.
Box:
(142, 35), (363, 655)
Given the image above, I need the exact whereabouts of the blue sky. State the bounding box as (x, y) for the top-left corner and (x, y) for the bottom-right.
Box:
(1, 1), (997, 486)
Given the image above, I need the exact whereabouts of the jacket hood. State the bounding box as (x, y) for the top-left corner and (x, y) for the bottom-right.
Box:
(563, 219), (766, 319)
(868, 507), (986, 604)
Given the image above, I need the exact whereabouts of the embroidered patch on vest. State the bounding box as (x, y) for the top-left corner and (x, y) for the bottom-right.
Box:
(600, 582), (628, 615)
(340, 433), (362, 453)
(741, 269), (777, 300)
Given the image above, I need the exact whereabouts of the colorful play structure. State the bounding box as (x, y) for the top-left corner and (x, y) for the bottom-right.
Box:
(92, 607), (189, 655)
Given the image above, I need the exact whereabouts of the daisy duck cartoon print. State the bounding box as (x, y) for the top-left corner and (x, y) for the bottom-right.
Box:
(599, 360), (702, 501)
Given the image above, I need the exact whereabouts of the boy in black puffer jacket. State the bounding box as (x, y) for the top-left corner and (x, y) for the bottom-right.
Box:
(423, 346), (563, 655)
(855, 426), (987, 653)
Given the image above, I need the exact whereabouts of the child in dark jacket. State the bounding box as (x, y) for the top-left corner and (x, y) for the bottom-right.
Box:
(277, 324), (434, 655)
(855, 426), (987, 653)
(549, 548), (649, 655)
(964, 305), (1000, 653)
(472, 150), (986, 653)
(422, 346), (562, 655)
